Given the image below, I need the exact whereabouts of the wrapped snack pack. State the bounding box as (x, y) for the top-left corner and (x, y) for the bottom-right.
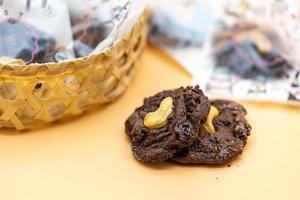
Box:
(149, 0), (217, 47)
(0, 0), (74, 63)
(93, 0), (145, 52)
(0, 0), (145, 63)
(149, 0), (300, 105)
(208, 22), (296, 102)
(67, 0), (145, 57)
(67, 0), (129, 57)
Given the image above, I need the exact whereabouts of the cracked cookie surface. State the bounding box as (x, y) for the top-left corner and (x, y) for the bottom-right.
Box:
(172, 100), (251, 165)
(125, 86), (210, 163)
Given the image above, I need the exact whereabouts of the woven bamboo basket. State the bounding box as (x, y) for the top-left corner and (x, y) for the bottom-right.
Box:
(0, 11), (148, 130)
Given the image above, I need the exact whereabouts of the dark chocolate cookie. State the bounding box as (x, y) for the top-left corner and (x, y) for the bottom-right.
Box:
(125, 86), (210, 163)
(172, 100), (251, 165)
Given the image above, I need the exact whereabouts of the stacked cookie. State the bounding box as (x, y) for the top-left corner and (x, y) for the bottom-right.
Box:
(125, 86), (251, 165)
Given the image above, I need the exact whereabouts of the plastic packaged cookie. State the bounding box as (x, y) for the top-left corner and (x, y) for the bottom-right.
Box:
(0, 0), (146, 64)
(0, 0), (75, 64)
(212, 22), (292, 79)
(67, 0), (122, 57)
(148, 0), (300, 106)
(66, 0), (145, 57)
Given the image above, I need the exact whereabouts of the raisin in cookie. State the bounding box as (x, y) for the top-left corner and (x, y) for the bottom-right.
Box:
(125, 86), (210, 163)
(172, 100), (251, 165)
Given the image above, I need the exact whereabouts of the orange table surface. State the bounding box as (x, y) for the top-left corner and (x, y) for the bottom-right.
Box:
(0, 46), (299, 200)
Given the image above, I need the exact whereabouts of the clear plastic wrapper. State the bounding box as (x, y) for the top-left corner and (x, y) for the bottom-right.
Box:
(213, 23), (291, 79)
(93, 0), (145, 52)
(67, 0), (128, 57)
(223, 0), (300, 68)
(67, 0), (145, 57)
(207, 22), (298, 103)
(0, 0), (145, 63)
(149, 0), (219, 47)
(0, 0), (74, 64)
(149, 0), (300, 105)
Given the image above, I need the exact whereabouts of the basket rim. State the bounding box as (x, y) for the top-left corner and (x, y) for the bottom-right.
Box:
(0, 9), (147, 72)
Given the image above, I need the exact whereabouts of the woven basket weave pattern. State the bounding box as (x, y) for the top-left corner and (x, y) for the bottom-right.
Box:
(0, 12), (148, 130)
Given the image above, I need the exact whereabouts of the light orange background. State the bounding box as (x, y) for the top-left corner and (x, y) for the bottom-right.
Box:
(0, 46), (299, 200)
